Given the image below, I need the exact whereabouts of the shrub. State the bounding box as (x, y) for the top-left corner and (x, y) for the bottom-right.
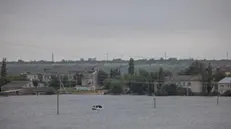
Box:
(221, 90), (231, 96)
(155, 90), (168, 96)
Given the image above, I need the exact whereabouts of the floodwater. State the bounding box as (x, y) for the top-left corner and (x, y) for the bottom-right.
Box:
(0, 95), (231, 129)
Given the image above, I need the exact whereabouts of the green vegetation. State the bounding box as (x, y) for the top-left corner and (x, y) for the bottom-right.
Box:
(0, 58), (7, 88)
(32, 80), (39, 87)
(128, 58), (134, 75)
(99, 58), (174, 95)
(97, 70), (108, 86)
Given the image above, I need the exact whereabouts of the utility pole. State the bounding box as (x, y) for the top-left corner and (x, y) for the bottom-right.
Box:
(106, 52), (109, 61)
(227, 52), (229, 60)
(57, 74), (61, 115)
(52, 53), (54, 63)
(165, 52), (167, 60)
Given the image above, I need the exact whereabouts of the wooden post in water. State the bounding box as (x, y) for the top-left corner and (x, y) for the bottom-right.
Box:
(217, 94), (219, 105)
(57, 91), (59, 114)
(153, 98), (156, 108)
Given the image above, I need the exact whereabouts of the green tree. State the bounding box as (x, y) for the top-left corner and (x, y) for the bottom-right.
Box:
(74, 73), (83, 85)
(32, 79), (39, 87)
(158, 67), (164, 89)
(110, 68), (121, 78)
(49, 76), (60, 89)
(214, 68), (226, 82)
(128, 58), (134, 75)
(163, 84), (177, 95)
(0, 58), (7, 86)
(103, 79), (111, 90)
(38, 73), (43, 82)
(110, 80), (123, 94)
(62, 75), (69, 87)
(97, 70), (108, 86)
(207, 63), (213, 94)
(129, 75), (148, 95)
(1, 58), (7, 77)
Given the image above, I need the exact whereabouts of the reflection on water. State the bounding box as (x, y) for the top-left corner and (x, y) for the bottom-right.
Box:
(0, 95), (231, 129)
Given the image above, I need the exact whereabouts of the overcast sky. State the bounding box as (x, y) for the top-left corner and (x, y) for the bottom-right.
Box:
(0, 0), (230, 61)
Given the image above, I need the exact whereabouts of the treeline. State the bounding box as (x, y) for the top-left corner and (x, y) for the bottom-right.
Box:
(3, 58), (231, 65)
(96, 58), (174, 95)
(97, 59), (230, 96)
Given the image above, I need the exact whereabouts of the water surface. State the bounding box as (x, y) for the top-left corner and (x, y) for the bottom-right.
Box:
(0, 95), (231, 129)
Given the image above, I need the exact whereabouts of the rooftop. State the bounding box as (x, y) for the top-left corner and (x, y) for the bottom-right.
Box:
(1, 81), (31, 88)
(218, 77), (231, 84)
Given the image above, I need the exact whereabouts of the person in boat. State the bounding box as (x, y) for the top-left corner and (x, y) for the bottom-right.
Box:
(92, 105), (103, 110)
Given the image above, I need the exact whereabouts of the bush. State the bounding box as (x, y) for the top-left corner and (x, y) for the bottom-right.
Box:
(103, 79), (124, 94)
(177, 87), (186, 96)
(109, 81), (123, 95)
(163, 84), (177, 95)
(221, 90), (231, 96)
(155, 90), (168, 96)
(209, 91), (219, 96)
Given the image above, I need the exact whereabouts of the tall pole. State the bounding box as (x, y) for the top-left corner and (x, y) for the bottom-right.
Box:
(217, 83), (220, 105)
(57, 74), (61, 115)
(186, 84), (189, 96)
(227, 52), (229, 60)
(165, 52), (167, 60)
(57, 90), (59, 114)
(153, 98), (156, 108)
(106, 52), (108, 61)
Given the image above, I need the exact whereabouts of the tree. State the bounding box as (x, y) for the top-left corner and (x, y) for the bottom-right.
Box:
(74, 73), (83, 85)
(32, 79), (39, 87)
(1, 58), (7, 78)
(214, 68), (226, 82)
(103, 79), (111, 90)
(158, 67), (164, 89)
(110, 80), (123, 94)
(97, 70), (108, 86)
(49, 76), (60, 89)
(0, 58), (7, 87)
(129, 75), (148, 95)
(110, 68), (121, 78)
(38, 73), (43, 82)
(207, 63), (213, 94)
(128, 58), (134, 75)
(62, 75), (69, 87)
(163, 84), (177, 95)
(17, 59), (24, 63)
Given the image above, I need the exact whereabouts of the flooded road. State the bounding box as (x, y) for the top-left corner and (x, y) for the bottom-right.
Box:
(0, 95), (231, 129)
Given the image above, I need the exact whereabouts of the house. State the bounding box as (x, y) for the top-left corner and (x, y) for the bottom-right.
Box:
(72, 69), (98, 90)
(217, 77), (231, 94)
(26, 74), (39, 81)
(1, 81), (55, 95)
(1, 81), (34, 91)
(165, 75), (203, 93)
(81, 70), (97, 87)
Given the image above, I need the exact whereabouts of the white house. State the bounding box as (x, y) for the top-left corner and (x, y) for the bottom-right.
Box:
(165, 75), (203, 93)
(26, 74), (39, 81)
(217, 77), (231, 94)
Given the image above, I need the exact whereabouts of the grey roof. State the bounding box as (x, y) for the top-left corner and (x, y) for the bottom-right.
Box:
(218, 77), (231, 84)
(1, 81), (31, 88)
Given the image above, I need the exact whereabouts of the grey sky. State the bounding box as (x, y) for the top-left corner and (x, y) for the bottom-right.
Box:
(0, 0), (230, 61)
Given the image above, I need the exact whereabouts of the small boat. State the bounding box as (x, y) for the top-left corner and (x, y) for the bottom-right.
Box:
(92, 105), (103, 110)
